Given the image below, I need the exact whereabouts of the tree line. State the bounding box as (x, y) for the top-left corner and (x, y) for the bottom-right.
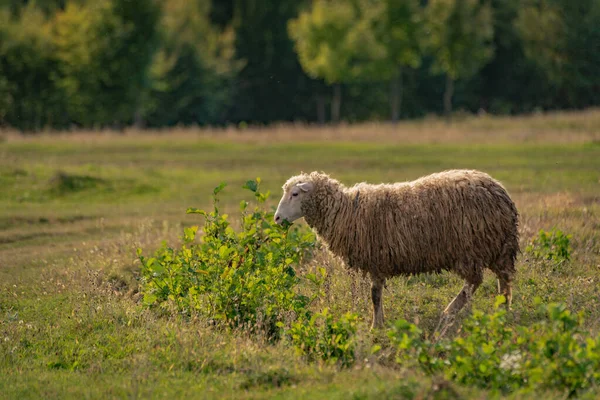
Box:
(1, 0), (598, 131)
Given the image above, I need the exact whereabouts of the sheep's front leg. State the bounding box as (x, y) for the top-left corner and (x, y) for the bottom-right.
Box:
(371, 277), (385, 329)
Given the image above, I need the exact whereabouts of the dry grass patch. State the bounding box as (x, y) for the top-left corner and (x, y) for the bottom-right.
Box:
(3, 108), (600, 145)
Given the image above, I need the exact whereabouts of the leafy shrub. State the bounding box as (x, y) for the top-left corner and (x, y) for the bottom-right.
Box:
(526, 229), (572, 262)
(138, 179), (317, 337)
(287, 308), (359, 367)
(139, 178), (361, 365)
(388, 298), (600, 397)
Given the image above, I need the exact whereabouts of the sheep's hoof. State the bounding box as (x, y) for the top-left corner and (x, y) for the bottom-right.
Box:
(433, 312), (456, 341)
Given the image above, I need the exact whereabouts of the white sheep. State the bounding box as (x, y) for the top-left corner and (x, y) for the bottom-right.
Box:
(274, 170), (519, 329)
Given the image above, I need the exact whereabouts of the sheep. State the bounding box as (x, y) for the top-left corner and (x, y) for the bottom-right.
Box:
(274, 170), (519, 330)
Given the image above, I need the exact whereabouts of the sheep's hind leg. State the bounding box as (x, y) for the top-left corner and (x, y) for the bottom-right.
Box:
(493, 242), (517, 311)
(497, 273), (513, 310)
(370, 277), (385, 330)
(434, 280), (481, 340)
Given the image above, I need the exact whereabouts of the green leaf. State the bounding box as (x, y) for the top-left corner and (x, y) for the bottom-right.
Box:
(213, 182), (227, 195)
(494, 295), (506, 309)
(482, 343), (495, 355)
(243, 179), (258, 192)
(143, 293), (158, 305)
(149, 259), (165, 274)
(219, 245), (232, 259)
(184, 226), (198, 242)
(186, 207), (206, 215)
(371, 344), (382, 354)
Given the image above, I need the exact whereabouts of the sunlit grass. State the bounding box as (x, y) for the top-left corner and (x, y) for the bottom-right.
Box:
(1, 109), (599, 398)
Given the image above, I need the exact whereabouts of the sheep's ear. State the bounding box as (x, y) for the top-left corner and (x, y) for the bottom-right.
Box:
(296, 182), (313, 192)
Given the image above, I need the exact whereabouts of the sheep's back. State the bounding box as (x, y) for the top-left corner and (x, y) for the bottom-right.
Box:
(347, 170), (518, 279)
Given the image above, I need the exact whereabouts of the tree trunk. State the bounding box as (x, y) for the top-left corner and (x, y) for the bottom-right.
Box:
(316, 94), (326, 125)
(133, 109), (145, 129)
(444, 75), (454, 123)
(390, 67), (403, 124)
(331, 83), (342, 123)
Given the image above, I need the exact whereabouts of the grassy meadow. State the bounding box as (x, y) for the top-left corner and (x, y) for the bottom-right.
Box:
(1, 109), (600, 399)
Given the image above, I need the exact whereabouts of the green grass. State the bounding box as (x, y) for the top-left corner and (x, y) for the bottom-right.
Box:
(1, 110), (600, 398)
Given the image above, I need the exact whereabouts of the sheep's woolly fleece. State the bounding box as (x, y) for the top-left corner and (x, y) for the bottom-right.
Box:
(282, 170), (519, 285)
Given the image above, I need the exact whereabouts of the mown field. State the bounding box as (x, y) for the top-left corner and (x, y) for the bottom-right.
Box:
(1, 110), (600, 399)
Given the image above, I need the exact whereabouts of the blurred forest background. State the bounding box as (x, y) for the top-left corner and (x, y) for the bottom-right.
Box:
(0, 0), (599, 131)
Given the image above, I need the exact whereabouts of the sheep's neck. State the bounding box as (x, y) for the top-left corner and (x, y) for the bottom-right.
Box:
(304, 187), (353, 245)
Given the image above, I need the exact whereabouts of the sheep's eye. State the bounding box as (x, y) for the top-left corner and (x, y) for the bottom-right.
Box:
(292, 192), (298, 197)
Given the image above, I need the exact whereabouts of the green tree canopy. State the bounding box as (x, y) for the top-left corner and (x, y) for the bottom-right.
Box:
(1, 0), (599, 130)
(516, 0), (600, 108)
(231, 0), (320, 124)
(288, 0), (387, 122)
(515, 0), (565, 84)
(0, 6), (65, 129)
(144, 0), (241, 126)
(425, 0), (494, 117)
(50, 0), (160, 127)
(371, 0), (424, 121)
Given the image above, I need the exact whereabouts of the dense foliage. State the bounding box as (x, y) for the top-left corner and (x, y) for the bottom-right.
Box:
(1, 0), (598, 129)
(389, 299), (600, 397)
(139, 179), (360, 361)
(526, 228), (572, 263)
(139, 180), (318, 338)
(288, 308), (359, 367)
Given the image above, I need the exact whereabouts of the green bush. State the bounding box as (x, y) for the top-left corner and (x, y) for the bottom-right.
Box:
(138, 178), (360, 365)
(287, 308), (359, 367)
(388, 298), (600, 397)
(138, 179), (316, 338)
(526, 229), (572, 262)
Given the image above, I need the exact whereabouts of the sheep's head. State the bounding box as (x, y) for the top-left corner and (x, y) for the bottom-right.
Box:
(274, 177), (314, 225)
